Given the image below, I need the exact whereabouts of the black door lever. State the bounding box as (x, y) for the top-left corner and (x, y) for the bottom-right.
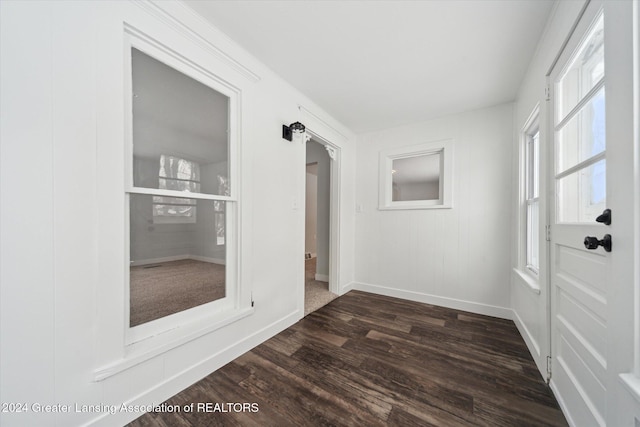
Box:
(596, 209), (611, 225)
(584, 234), (612, 252)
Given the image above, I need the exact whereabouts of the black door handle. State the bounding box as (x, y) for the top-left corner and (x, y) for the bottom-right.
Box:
(596, 208), (611, 225)
(584, 234), (612, 252)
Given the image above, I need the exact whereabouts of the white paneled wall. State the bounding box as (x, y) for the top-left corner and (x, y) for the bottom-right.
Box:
(354, 104), (514, 318)
(510, 0), (587, 380)
(0, 1), (356, 426)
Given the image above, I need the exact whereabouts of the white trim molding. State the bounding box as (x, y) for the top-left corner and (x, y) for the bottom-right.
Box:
(93, 307), (254, 382)
(90, 309), (298, 426)
(351, 282), (512, 320)
(131, 0), (261, 83)
(378, 139), (454, 210)
(303, 126), (344, 298)
(513, 268), (542, 295)
(620, 373), (640, 404)
(130, 255), (225, 267)
(325, 145), (337, 160)
(512, 308), (542, 359)
(632, 0), (640, 380)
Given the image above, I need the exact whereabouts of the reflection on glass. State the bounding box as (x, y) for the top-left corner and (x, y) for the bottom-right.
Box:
(527, 201), (539, 270)
(151, 155), (201, 224)
(527, 130), (540, 200)
(129, 47), (231, 327)
(131, 48), (230, 195)
(129, 195), (226, 327)
(557, 159), (606, 223)
(391, 153), (441, 202)
(556, 88), (605, 174)
(556, 14), (604, 122)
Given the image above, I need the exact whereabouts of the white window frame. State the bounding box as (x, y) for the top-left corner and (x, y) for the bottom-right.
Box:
(378, 139), (454, 210)
(123, 29), (244, 347)
(522, 106), (540, 277)
(554, 12), (606, 224)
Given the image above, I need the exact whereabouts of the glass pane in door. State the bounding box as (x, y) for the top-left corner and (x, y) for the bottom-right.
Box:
(556, 88), (606, 173)
(557, 159), (606, 223)
(556, 14), (604, 122)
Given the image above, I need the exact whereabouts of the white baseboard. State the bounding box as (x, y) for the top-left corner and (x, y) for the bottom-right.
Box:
(550, 379), (577, 427)
(511, 309), (541, 357)
(340, 281), (355, 296)
(189, 255), (225, 265)
(130, 254), (225, 267)
(315, 273), (329, 282)
(130, 255), (189, 267)
(351, 282), (512, 319)
(88, 309), (301, 427)
(512, 309), (547, 381)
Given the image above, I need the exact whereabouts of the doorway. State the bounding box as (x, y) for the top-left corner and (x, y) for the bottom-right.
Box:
(304, 138), (338, 315)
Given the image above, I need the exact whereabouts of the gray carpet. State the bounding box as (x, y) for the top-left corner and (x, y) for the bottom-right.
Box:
(130, 259), (225, 327)
(304, 258), (338, 316)
(130, 257), (333, 325)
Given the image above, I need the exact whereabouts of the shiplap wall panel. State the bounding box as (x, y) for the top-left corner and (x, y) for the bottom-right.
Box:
(354, 103), (514, 318)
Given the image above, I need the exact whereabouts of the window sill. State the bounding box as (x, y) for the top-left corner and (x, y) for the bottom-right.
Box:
(620, 373), (640, 404)
(513, 268), (541, 295)
(93, 306), (254, 382)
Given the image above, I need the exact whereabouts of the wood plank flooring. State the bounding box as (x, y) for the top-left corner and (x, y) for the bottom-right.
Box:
(128, 291), (567, 426)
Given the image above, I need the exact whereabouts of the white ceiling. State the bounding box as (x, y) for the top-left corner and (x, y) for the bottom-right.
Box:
(184, 0), (554, 133)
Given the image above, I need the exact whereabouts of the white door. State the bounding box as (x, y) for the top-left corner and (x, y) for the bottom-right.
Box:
(549, 1), (636, 426)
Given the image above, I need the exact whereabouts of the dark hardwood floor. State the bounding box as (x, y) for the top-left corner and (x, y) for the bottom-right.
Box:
(128, 291), (567, 426)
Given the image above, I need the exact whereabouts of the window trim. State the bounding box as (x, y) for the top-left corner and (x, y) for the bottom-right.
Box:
(521, 105), (541, 279)
(378, 139), (454, 210)
(525, 127), (540, 275)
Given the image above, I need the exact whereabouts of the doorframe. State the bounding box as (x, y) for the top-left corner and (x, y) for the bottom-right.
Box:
(304, 129), (341, 297)
(543, 0), (594, 385)
(632, 0), (640, 380)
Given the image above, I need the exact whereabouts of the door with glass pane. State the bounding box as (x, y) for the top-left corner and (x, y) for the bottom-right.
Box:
(549, 3), (608, 426)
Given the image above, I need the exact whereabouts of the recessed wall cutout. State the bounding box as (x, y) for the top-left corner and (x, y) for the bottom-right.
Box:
(379, 139), (453, 210)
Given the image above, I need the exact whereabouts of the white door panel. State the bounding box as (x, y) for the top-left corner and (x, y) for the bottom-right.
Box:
(550, 2), (609, 426)
(555, 348), (606, 427)
(550, 0), (640, 425)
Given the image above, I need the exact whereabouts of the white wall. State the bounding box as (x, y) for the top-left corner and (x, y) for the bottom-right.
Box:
(305, 140), (331, 278)
(0, 1), (356, 426)
(510, 0), (588, 379)
(354, 103), (514, 318)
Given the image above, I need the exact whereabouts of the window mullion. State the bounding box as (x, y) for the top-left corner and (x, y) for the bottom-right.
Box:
(127, 186), (235, 202)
